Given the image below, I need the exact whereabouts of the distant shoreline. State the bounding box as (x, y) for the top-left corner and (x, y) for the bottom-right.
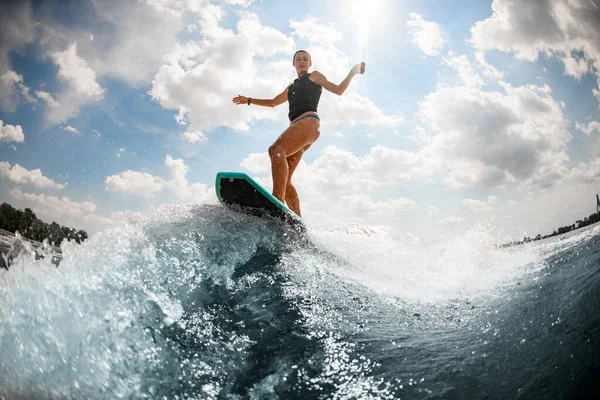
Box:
(500, 215), (600, 248)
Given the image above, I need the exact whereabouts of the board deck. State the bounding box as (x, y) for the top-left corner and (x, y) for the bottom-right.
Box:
(215, 172), (304, 226)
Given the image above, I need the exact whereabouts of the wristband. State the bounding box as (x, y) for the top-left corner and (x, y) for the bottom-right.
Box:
(247, 97), (251, 105)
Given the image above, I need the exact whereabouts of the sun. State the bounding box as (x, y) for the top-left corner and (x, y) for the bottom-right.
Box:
(343, 0), (392, 59)
(349, 0), (378, 21)
(348, 0), (379, 59)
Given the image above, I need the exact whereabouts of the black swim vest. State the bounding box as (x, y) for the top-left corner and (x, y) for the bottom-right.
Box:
(287, 73), (322, 121)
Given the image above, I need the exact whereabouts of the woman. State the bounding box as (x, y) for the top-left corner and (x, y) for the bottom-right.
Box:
(233, 50), (366, 217)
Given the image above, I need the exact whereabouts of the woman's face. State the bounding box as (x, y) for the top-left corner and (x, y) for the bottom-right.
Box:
(293, 52), (311, 72)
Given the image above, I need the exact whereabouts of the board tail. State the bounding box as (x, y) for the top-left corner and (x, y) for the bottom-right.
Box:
(215, 172), (304, 227)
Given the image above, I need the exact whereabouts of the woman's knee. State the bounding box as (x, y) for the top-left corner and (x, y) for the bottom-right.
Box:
(268, 144), (285, 159)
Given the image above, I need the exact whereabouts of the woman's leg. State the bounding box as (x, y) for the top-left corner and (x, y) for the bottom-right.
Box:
(284, 145), (311, 217)
(268, 116), (319, 204)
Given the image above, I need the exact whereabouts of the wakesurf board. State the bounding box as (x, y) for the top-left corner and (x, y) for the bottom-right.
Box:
(215, 172), (304, 227)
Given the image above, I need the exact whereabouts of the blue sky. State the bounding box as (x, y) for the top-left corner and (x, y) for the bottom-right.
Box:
(1, 0), (599, 239)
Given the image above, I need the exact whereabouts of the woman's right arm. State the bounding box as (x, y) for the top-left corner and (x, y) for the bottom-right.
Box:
(232, 88), (288, 107)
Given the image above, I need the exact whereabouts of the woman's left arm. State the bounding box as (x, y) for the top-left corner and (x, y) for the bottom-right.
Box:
(311, 62), (366, 96)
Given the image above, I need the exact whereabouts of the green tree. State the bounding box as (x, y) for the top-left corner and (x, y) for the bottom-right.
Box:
(0, 203), (18, 232)
(76, 230), (88, 244)
(0, 202), (88, 245)
(18, 208), (36, 236)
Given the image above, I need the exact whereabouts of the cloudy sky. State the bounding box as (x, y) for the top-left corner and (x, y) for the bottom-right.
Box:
(1, 0), (599, 239)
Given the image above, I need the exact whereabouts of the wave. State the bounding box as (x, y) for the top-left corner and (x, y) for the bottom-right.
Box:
(0, 203), (598, 399)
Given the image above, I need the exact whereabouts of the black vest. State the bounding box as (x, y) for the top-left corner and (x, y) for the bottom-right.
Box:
(287, 73), (322, 121)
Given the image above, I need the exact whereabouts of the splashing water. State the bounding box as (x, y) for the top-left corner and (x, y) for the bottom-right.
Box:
(1, 204), (598, 399)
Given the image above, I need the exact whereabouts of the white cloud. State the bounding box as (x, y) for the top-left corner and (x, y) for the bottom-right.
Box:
(0, 161), (64, 190)
(77, 0), (205, 84)
(339, 194), (417, 217)
(569, 157), (600, 183)
(47, 43), (105, 125)
(104, 155), (215, 203)
(36, 91), (59, 108)
(241, 152), (270, 174)
(63, 125), (79, 135)
(407, 13), (445, 56)
(441, 51), (506, 88)
(437, 216), (464, 225)
(462, 195), (498, 213)
(51, 43), (104, 97)
(10, 187), (95, 216)
(319, 92), (404, 128)
(417, 82), (572, 189)
(1, 70), (35, 106)
(562, 54), (590, 80)
(443, 53), (485, 88)
(290, 17), (344, 45)
(298, 145), (424, 196)
(163, 155), (214, 203)
(426, 206), (439, 216)
(182, 131), (206, 143)
(0, 1), (36, 112)
(141, 0), (193, 17)
(0, 120), (25, 144)
(475, 52), (504, 80)
(78, 213), (119, 233)
(105, 170), (166, 198)
(470, 0), (600, 104)
(220, 0), (254, 6)
(576, 120), (600, 135)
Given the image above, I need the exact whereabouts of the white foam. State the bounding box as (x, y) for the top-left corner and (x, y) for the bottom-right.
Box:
(305, 221), (543, 303)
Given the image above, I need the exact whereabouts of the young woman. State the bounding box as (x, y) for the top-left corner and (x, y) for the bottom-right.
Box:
(232, 50), (366, 217)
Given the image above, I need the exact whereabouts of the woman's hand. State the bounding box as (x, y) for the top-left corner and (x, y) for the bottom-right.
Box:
(351, 62), (366, 76)
(232, 95), (249, 105)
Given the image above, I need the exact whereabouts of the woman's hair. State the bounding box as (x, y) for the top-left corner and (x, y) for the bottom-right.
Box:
(293, 50), (311, 62)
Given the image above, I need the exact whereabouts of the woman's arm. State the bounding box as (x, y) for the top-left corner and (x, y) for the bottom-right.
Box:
(232, 88), (288, 107)
(311, 62), (366, 96)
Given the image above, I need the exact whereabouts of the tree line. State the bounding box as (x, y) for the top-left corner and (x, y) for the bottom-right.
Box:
(0, 202), (88, 245)
(504, 210), (600, 247)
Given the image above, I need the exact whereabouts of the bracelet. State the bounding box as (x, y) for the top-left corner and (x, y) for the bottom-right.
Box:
(247, 97), (251, 105)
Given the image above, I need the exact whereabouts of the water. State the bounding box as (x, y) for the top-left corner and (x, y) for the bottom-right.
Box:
(1, 203), (598, 399)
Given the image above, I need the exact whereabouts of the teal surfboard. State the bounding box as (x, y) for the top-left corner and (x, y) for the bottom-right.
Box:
(215, 172), (304, 226)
